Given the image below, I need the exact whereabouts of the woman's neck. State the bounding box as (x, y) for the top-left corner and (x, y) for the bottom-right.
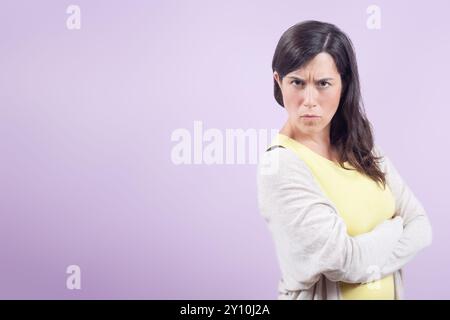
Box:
(280, 122), (338, 162)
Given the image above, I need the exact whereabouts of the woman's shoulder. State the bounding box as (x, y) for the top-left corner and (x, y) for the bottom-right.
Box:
(257, 145), (316, 185)
(371, 144), (389, 173)
(256, 142), (338, 218)
(372, 144), (385, 157)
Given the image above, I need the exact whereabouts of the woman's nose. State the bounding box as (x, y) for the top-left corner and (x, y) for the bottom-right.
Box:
(303, 85), (318, 107)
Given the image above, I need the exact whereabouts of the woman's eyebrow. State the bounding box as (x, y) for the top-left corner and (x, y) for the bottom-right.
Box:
(287, 76), (334, 82)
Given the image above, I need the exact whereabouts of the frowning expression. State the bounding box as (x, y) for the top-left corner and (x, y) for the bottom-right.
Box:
(274, 52), (343, 136)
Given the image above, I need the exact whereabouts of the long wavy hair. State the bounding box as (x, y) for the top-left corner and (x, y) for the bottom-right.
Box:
(272, 20), (386, 189)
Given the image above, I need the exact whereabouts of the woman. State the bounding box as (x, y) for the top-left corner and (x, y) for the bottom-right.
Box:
(257, 20), (432, 300)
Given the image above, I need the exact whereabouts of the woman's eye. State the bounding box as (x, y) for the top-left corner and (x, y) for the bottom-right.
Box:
(318, 81), (330, 88)
(291, 80), (304, 86)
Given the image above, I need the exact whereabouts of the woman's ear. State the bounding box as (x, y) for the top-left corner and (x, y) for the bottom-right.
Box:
(273, 71), (282, 91)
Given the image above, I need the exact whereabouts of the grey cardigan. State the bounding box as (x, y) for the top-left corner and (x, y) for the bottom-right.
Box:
(256, 144), (433, 300)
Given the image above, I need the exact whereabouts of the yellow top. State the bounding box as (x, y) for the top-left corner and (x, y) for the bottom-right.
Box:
(271, 133), (396, 300)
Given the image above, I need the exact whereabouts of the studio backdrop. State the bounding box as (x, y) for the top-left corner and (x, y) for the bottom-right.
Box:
(0, 0), (447, 299)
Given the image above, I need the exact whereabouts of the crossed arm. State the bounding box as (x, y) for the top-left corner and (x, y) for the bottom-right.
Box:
(373, 146), (432, 279)
(257, 146), (432, 290)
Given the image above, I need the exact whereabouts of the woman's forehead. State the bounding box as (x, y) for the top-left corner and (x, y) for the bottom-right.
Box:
(290, 54), (339, 77)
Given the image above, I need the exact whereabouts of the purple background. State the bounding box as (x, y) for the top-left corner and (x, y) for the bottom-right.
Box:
(0, 0), (448, 299)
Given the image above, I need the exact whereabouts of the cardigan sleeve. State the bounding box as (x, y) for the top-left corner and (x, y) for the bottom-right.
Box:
(373, 146), (433, 280)
(257, 147), (404, 290)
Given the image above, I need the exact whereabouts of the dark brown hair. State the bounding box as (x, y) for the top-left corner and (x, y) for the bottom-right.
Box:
(272, 20), (386, 189)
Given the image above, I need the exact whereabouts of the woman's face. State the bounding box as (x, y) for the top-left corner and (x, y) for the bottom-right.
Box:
(274, 52), (343, 139)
